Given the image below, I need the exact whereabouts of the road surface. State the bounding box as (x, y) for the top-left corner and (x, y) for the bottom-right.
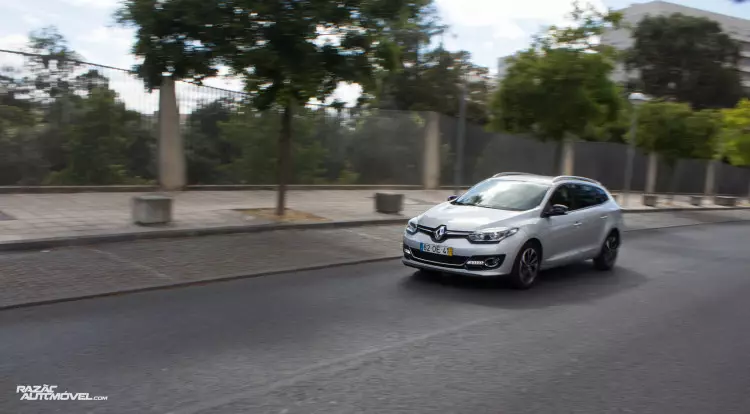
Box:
(1, 222), (749, 414)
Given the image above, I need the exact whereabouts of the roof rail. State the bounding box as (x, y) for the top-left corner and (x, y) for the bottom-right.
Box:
(492, 172), (535, 178)
(553, 175), (602, 185)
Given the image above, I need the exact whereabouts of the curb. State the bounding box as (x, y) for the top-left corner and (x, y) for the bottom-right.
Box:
(1, 207), (750, 252)
(621, 206), (750, 213)
(0, 184), (424, 194)
(0, 218), (409, 252)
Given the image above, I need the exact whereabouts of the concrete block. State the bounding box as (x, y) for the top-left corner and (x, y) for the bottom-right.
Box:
(132, 195), (173, 225)
(375, 192), (404, 214)
(690, 195), (703, 206)
(714, 196), (738, 207)
(642, 194), (658, 207)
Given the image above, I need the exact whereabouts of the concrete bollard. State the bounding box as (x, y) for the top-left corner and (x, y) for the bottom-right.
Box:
(374, 192), (404, 214)
(689, 196), (703, 206)
(642, 194), (658, 207)
(132, 194), (173, 225)
(714, 196), (738, 207)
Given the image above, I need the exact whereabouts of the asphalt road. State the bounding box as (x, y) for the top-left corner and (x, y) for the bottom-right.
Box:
(1, 222), (749, 414)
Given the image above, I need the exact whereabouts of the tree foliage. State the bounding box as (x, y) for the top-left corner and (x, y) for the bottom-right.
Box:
(636, 101), (721, 162)
(719, 99), (750, 165)
(489, 2), (623, 142)
(626, 13), (742, 109)
(117, 0), (432, 214)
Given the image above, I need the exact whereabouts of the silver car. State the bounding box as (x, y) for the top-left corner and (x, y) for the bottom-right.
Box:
(402, 173), (624, 289)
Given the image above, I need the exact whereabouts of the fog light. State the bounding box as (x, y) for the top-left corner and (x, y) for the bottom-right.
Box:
(484, 257), (501, 268)
(403, 247), (412, 256)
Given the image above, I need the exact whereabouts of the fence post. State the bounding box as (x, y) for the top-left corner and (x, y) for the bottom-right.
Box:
(645, 152), (658, 193)
(422, 111), (441, 190)
(704, 160), (717, 197)
(560, 136), (575, 175)
(158, 76), (186, 191)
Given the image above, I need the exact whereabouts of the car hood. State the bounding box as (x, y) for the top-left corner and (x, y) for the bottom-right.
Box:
(417, 203), (528, 232)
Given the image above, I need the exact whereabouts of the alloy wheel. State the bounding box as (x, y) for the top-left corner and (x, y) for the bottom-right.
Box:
(603, 235), (619, 265)
(519, 247), (539, 285)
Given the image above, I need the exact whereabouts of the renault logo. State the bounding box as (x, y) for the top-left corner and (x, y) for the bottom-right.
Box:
(434, 225), (447, 242)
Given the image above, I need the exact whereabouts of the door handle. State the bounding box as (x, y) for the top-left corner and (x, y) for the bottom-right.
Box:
(573, 222), (582, 227)
(600, 215), (608, 220)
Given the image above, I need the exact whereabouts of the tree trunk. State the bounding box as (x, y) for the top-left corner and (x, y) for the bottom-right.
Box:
(276, 102), (293, 216)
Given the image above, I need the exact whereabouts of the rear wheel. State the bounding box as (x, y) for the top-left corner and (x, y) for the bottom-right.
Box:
(593, 231), (619, 271)
(509, 242), (541, 290)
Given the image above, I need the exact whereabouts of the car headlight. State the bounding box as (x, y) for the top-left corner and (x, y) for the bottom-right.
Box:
(406, 218), (419, 235)
(467, 227), (519, 243)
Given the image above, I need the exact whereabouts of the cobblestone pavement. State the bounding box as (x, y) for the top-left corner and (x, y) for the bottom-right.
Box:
(1, 209), (749, 309)
(0, 190), (747, 244)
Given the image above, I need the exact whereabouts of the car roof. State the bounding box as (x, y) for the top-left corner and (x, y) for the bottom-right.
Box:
(489, 173), (604, 187)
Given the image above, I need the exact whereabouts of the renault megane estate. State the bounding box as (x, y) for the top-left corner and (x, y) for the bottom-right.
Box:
(402, 173), (623, 289)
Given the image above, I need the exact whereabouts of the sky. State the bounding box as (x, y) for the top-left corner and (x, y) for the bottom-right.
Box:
(1, 0), (750, 109)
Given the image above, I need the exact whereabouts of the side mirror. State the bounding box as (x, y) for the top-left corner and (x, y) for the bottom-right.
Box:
(544, 204), (569, 217)
(447, 195), (458, 202)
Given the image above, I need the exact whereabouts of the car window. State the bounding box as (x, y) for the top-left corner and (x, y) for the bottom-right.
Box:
(574, 184), (602, 209)
(547, 184), (576, 210)
(593, 186), (610, 204)
(454, 179), (551, 211)
(568, 184), (610, 209)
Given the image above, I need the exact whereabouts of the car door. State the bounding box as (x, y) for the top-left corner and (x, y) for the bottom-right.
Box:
(571, 184), (608, 256)
(540, 184), (587, 266)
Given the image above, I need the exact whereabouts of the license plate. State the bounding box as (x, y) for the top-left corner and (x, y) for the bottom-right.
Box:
(420, 243), (453, 256)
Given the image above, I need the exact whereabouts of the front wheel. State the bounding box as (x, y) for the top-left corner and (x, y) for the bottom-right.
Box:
(508, 242), (541, 290)
(593, 232), (620, 271)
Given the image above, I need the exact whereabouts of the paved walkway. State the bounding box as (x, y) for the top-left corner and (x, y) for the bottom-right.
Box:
(0, 190), (747, 244)
(2, 209), (750, 309)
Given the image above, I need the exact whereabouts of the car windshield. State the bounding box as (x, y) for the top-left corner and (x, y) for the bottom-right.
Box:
(453, 179), (550, 211)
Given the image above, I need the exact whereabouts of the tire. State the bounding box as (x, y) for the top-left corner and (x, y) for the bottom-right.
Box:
(508, 241), (542, 290)
(593, 231), (620, 271)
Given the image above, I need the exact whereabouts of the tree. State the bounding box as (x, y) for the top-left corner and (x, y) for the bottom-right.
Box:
(489, 2), (623, 147)
(636, 102), (719, 161)
(626, 13), (741, 109)
(45, 86), (156, 185)
(183, 99), (235, 184)
(117, 0), (429, 215)
(378, 48), (491, 124)
(636, 101), (722, 193)
(719, 99), (750, 166)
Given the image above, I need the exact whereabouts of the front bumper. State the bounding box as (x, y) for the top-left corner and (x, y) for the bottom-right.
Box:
(402, 230), (523, 277)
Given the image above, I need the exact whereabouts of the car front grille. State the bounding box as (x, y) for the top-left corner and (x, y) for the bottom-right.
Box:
(409, 248), (468, 267)
(416, 225), (471, 241)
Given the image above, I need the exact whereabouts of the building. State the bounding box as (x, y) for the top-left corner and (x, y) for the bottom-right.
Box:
(493, 1), (750, 87)
(600, 0), (750, 88)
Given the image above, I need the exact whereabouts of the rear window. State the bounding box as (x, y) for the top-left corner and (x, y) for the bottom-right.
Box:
(453, 179), (551, 211)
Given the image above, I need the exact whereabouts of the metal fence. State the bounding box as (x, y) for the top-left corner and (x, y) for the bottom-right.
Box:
(0, 50), (158, 186)
(0, 49), (429, 187)
(175, 78), (428, 185)
(1, 49), (749, 195)
(443, 114), (749, 196)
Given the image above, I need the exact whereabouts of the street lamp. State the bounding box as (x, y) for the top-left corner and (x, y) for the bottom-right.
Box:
(622, 92), (650, 206)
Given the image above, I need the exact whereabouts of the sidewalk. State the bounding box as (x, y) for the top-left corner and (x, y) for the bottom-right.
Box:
(1, 209), (750, 310)
(0, 190), (748, 248)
